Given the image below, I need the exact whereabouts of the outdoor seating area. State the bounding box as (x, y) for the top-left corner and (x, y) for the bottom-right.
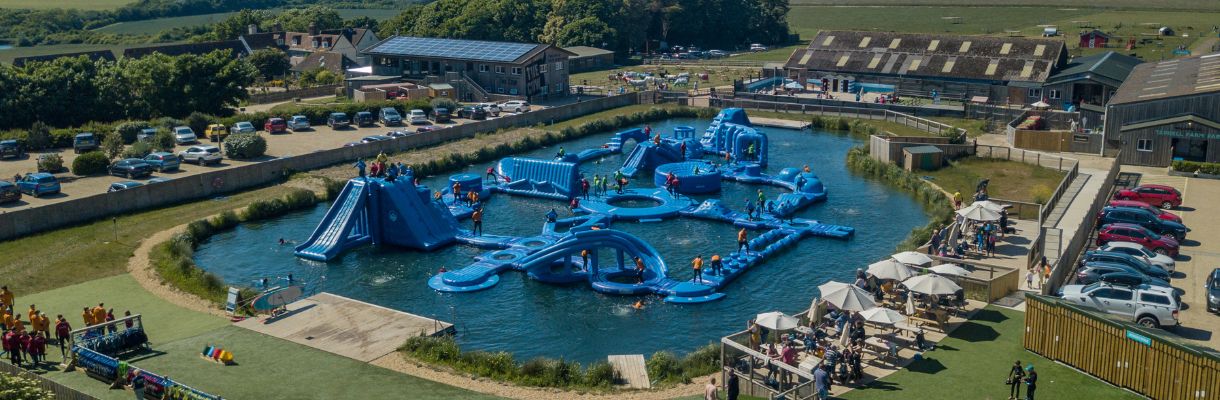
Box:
(721, 250), (990, 399)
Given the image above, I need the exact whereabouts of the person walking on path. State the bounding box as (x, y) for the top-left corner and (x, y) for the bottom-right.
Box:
(814, 363), (831, 400)
(30, 332), (44, 366)
(726, 372), (739, 400)
(953, 191), (963, 209)
(929, 227), (942, 255)
(1024, 365), (1038, 400)
(692, 255), (704, 283)
(710, 254), (723, 276)
(54, 315), (70, 357)
(704, 377), (720, 400)
(471, 208), (484, 236)
(1007, 360), (1025, 399)
(581, 177), (590, 200)
(738, 228), (749, 254)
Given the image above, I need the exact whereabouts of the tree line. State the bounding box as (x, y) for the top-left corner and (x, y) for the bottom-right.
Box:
(377, 0), (790, 52)
(0, 50), (257, 131)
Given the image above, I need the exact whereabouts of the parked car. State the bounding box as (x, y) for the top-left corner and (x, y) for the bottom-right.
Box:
(457, 105), (487, 120)
(172, 126), (197, 145)
(749, 43), (768, 52)
(108, 158), (153, 179)
(0, 140), (24, 159)
(327, 112), (350, 129)
(137, 128), (158, 142)
(1114, 184), (1182, 209)
(500, 100), (530, 113)
(108, 181), (145, 192)
(1097, 223), (1180, 257)
(433, 108), (452, 123)
(1076, 262), (1171, 288)
(148, 177), (171, 184)
(74, 133), (99, 153)
(1094, 242), (1176, 273)
(265, 118), (288, 134)
(361, 135), (391, 143)
(355, 111), (375, 127)
(379, 108), (402, 126)
(1096, 206), (1188, 241)
(1206, 268), (1220, 312)
(142, 152), (180, 172)
(416, 126), (439, 133)
(1060, 282), (1179, 329)
(1079, 252), (1172, 281)
(229, 121), (256, 135)
(15, 173), (60, 197)
(478, 103), (501, 117)
(288, 115), (310, 132)
(408, 109), (429, 125)
(0, 181), (21, 203)
(1108, 199), (1182, 223)
(204, 124), (228, 142)
(707, 49), (728, 58)
(178, 145), (222, 165)
(385, 131), (410, 138)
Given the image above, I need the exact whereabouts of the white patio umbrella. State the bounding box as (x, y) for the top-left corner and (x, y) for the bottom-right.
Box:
(784, 81), (804, 90)
(892, 251), (933, 267)
(755, 311), (800, 331)
(1030, 100), (1051, 109)
(902, 274), (963, 295)
(820, 284), (877, 312)
(860, 306), (907, 325)
(867, 259), (915, 281)
(930, 263), (970, 276)
(972, 200), (1006, 213)
(905, 295), (916, 315)
(956, 203), (1002, 222)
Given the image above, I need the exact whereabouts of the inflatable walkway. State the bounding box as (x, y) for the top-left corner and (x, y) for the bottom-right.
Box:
(295, 177), (461, 261)
(493, 157), (581, 200)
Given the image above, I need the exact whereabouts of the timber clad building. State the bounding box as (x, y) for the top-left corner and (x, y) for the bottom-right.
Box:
(783, 31), (1069, 104)
(1104, 53), (1220, 166)
(364, 36), (573, 100)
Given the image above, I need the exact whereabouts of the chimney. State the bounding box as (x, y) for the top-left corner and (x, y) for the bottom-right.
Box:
(247, 24), (259, 35)
(308, 23), (318, 37)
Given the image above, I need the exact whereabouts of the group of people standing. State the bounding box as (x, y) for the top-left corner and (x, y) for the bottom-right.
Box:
(355, 153), (413, 183)
(0, 286), (128, 369)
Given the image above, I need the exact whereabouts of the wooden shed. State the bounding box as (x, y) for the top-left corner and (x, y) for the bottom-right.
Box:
(903, 145), (944, 171)
(1079, 30), (1110, 49)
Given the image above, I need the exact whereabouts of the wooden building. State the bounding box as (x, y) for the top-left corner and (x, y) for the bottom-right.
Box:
(782, 31), (1068, 104)
(1041, 51), (1142, 116)
(564, 46), (615, 72)
(1103, 53), (1220, 166)
(1079, 30), (1110, 49)
(364, 36), (574, 101)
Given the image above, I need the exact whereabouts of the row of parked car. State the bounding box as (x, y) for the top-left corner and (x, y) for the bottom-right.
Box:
(1059, 184), (1198, 329)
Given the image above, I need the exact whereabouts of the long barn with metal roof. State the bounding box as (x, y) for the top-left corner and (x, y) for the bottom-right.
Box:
(1103, 52), (1220, 166)
(364, 36), (574, 101)
(784, 30), (1069, 104)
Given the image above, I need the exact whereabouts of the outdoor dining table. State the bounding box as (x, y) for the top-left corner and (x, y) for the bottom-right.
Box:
(864, 337), (889, 353)
(794, 326), (813, 335)
(892, 321), (922, 337)
(797, 354), (823, 373)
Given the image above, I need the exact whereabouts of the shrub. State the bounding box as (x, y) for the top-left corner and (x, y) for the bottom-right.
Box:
(37, 153), (64, 173)
(26, 121), (51, 150)
(101, 132), (125, 159)
(240, 188), (316, 221)
(122, 141), (153, 159)
(114, 120), (151, 143)
(152, 129), (176, 152)
(0, 373), (54, 400)
(185, 112), (213, 136)
(157, 117), (186, 130)
(646, 351), (682, 383)
(846, 145), (954, 251)
(73, 152), (110, 175)
(1172, 160), (1220, 175)
(223, 133), (267, 159)
(430, 97), (458, 112)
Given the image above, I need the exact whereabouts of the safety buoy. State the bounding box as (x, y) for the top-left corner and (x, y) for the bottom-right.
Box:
(211, 177), (224, 189)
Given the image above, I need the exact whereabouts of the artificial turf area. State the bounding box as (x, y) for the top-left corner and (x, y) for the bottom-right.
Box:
(14, 275), (501, 400)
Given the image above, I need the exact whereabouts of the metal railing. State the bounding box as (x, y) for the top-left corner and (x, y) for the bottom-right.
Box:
(721, 330), (817, 400)
(1041, 152), (1122, 295)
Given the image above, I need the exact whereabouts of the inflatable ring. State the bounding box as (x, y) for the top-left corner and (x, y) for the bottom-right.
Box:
(211, 177), (224, 189)
(580, 188), (694, 221)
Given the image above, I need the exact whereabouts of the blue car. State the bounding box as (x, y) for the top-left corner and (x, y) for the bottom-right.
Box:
(16, 173), (60, 197)
(143, 152), (180, 172)
(1097, 206), (1188, 241)
(1080, 251), (1172, 281)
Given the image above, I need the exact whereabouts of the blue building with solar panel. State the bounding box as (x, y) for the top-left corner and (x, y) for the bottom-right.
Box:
(363, 36), (575, 101)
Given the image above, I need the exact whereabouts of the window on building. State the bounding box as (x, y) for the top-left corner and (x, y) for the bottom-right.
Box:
(495, 66), (505, 74)
(511, 67), (522, 75)
(554, 61), (564, 70)
(1048, 89), (1061, 99)
(1136, 139), (1153, 152)
(1028, 88), (1042, 98)
(479, 64), (489, 73)
(539, 63), (548, 73)
(293, 37), (301, 45)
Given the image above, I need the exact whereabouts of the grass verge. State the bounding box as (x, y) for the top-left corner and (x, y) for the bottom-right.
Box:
(923, 157), (1065, 205)
(846, 146), (954, 251)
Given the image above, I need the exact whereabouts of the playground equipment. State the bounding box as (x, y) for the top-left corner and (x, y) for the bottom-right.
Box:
(297, 108), (853, 303)
(201, 345), (236, 365)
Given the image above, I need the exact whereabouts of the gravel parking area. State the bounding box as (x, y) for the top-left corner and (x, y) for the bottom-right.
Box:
(0, 108), (538, 212)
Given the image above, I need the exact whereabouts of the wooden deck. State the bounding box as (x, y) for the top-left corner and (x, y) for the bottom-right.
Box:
(235, 292), (454, 362)
(750, 116), (811, 130)
(608, 354), (651, 389)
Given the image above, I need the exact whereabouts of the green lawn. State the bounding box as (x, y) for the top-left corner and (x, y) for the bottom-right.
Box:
(92, 9), (402, 35)
(0, 43), (152, 64)
(928, 117), (991, 137)
(923, 157), (1066, 205)
(729, 44), (806, 62)
(841, 307), (1140, 400)
(0, 184), (296, 297)
(543, 103), (686, 132)
(568, 66), (757, 90)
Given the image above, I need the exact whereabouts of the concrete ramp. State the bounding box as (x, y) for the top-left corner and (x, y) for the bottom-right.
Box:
(608, 354), (651, 389)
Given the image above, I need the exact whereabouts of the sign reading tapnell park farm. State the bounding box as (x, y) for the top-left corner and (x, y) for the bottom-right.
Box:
(1155, 129), (1220, 141)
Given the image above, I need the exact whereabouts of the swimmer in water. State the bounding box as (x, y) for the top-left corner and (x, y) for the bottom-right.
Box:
(438, 266), (448, 273)
(278, 238), (286, 245)
(632, 300), (645, 310)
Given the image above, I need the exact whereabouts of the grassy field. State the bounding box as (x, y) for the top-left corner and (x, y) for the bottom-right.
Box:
(0, 184), (296, 297)
(923, 157), (1065, 204)
(93, 8), (402, 35)
(729, 43), (806, 62)
(841, 307), (1141, 400)
(0, 42), (152, 63)
(568, 66), (755, 90)
(0, 0), (130, 10)
(790, 0), (1220, 11)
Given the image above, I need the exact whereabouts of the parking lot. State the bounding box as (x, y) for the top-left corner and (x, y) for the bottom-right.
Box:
(0, 106), (537, 212)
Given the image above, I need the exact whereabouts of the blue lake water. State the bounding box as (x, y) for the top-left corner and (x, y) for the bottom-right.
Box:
(193, 118), (930, 363)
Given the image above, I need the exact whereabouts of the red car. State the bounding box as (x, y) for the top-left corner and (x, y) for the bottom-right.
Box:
(264, 118), (288, 134)
(1113, 184), (1182, 209)
(1106, 199), (1182, 223)
(1097, 223), (1180, 257)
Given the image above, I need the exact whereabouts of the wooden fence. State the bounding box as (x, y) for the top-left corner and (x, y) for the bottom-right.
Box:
(1024, 294), (1220, 400)
(0, 362), (99, 400)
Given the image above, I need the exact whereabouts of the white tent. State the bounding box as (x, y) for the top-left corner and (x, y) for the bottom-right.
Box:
(867, 259), (915, 281)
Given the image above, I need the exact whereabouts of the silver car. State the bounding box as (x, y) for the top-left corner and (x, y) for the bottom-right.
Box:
(1061, 282), (1180, 329)
(230, 121), (256, 135)
(1097, 242), (1176, 273)
(178, 145), (222, 165)
(173, 126), (197, 145)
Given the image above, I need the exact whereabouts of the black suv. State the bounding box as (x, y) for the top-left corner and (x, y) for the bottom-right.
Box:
(457, 105), (487, 120)
(0, 140), (24, 159)
(355, 111), (375, 127)
(108, 158), (153, 179)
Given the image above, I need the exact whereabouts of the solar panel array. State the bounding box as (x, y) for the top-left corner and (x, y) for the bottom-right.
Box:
(367, 36), (539, 63)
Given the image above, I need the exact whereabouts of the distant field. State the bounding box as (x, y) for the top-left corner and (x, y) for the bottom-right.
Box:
(0, 0), (130, 10)
(730, 43), (805, 62)
(94, 8), (402, 35)
(0, 42), (151, 63)
(789, 0), (1220, 11)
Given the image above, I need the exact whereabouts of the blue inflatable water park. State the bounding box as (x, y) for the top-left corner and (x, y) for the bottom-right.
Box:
(294, 108), (854, 304)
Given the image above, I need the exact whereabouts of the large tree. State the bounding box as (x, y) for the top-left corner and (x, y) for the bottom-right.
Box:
(275, 5), (343, 33)
(247, 48), (291, 80)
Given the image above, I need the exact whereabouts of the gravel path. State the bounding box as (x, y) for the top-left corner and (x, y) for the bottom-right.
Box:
(127, 224), (228, 318)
